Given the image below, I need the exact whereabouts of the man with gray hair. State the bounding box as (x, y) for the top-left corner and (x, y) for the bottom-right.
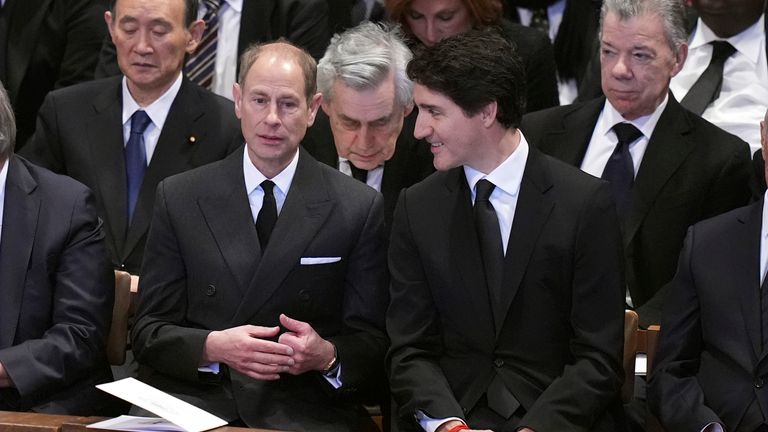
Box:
(304, 22), (433, 227)
(521, 0), (752, 326)
(0, 79), (114, 414)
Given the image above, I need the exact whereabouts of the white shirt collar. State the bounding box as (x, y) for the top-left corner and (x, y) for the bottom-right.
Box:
(690, 15), (764, 65)
(600, 95), (669, 141)
(121, 73), (183, 130)
(464, 132), (530, 199)
(0, 158), (9, 246)
(243, 146), (299, 197)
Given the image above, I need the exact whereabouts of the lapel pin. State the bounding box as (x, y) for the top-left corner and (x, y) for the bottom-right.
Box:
(188, 135), (197, 144)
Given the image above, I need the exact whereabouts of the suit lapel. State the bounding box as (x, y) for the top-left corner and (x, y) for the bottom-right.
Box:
(5, 0), (49, 102)
(124, 79), (207, 259)
(736, 201), (765, 361)
(495, 148), (554, 337)
(536, 98), (603, 167)
(87, 78), (128, 258)
(198, 150), (260, 295)
(229, 149), (335, 325)
(623, 96), (695, 247)
(0, 157), (39, 348)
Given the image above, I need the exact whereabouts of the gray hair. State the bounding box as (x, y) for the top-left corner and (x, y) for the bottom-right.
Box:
(317, 22), (413, 109)
(0, 80), (15, 163)
(601, 0), (687, 56)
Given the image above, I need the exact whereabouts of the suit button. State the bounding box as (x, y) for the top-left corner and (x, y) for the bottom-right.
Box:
(298, 289), (310, 301)
(756, 377), (765, 388)
(493, 358), (504, 368)
(119, 263), (126, 269)
(205, 285), (216, 296)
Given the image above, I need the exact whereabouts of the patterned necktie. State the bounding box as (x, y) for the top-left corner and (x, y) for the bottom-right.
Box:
(602, 123), (642, 218)
(185, 0), (221, 89)
(680, 40), (736, 115)
(125, 110), (152, 225)
(256, 180), (277, 250)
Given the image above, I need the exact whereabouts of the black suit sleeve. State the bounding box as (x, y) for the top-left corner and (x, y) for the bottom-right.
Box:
(648, 227), (723, 431)
(0, 187), (113, 398)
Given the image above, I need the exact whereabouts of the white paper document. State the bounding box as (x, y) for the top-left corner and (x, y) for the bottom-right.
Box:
(94, 378), (228, 432)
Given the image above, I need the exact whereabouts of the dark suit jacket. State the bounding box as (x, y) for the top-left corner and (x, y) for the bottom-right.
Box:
(521, 95), (752, 325)
(386, 147), (626, 432)
(5, 0), (108, 148)
(302, 110), (434, 228)
(95, 0), (330, 78)
(498, 20), (559, 113)
(649, 201), (768, 432)
(132, 147), (389, 431)
(19, 75), (240, 274)
(0, 155), (113, 414)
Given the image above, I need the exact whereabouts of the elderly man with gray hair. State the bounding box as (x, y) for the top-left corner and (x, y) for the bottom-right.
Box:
(304, 22), (433, 227)
(521, 0), (751, 327)
(0, 79), (114, 414)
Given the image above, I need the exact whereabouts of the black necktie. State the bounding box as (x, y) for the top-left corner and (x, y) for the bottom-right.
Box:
(349, 161), (368, 184)
(125, 110), (152, 225)
(256, 180), (277, 250)
(185, 0), (221, 89)
(602, 123), (642, 218)
(474, 180), (504, 313)
(680, 41), (736, 115)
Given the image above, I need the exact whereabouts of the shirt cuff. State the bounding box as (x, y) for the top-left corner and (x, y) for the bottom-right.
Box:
(197, 363), (220, 374)
(321, 363), (342, 389)
(415, 410), (465, 432)
(702, 422), (724, 432)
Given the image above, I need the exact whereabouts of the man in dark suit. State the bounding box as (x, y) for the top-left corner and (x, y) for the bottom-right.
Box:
(521, 0), (751, 326)
(2, 0), (109, 149)
(0, 81), (114, 414)
(648, 110), (768, 432)
(20, 0), (240, 274)
(303, 22), (433, 228)
(132, 41), (388, 431)
(96, 0), (331, 99)
(387, 29), (625, 432)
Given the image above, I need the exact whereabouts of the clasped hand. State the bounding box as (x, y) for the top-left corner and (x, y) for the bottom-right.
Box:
(203, 314), (335, 381)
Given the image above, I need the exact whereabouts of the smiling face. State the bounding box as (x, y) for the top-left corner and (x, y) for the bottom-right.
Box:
(600, 11), (686, 120)
(234, 47), (321, 178)
(106, 0), (203, 105)
(405, 0), (474, 47)
(322, 74), (411, 171)
(413, 83), (488, 171)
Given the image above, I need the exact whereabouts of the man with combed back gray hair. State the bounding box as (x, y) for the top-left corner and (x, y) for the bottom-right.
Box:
(304, 22), (433, 228)
(0, 79), (114, 414)
(521, 0), (751, 327)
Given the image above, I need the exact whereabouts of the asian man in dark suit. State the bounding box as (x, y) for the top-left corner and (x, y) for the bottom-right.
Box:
(387, 29), (625, 432)
(0, 80), (114, 414)
(303, 22), (433, 228)
(520, 0), (751, 327)
(20, 0), (240, 274)
(648, 109), (768, 432)
(132, 41), (388, 431)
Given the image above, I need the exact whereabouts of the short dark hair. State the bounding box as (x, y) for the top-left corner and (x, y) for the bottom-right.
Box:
(111, 0), (198, 27)
(406, 28), (525, 129)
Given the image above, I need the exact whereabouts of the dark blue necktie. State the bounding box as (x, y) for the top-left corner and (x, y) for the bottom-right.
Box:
(125, 110), (151, 225)
(602, 123), (642, 218)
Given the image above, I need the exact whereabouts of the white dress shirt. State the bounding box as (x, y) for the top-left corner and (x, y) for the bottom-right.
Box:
(199, 0), (242, 100)
(0, 159), (8, 246)
(580, 96), (668, 179)
(670, 16), (768, 154)
(338, 158), (384, 192)
(418, 134), (530, 432)
(121, 73), (183, 164)
(516, 0), (578, 104)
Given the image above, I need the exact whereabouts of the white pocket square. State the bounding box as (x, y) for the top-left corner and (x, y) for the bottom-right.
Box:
(300, 257), (342, 265)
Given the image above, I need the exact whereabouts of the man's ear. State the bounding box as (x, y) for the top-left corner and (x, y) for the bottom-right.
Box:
(480, 101), (498, 127)
(307, 93), (323, 127)
(185, 19), (205, 54)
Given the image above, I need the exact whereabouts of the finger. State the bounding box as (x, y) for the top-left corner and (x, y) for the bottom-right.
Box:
(279, 313), (308, 333)
(245, 325), (281, 338)
(249, 351), (295, 367)
(248, 337), (295, 356)
(277, 331), (301, 349)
